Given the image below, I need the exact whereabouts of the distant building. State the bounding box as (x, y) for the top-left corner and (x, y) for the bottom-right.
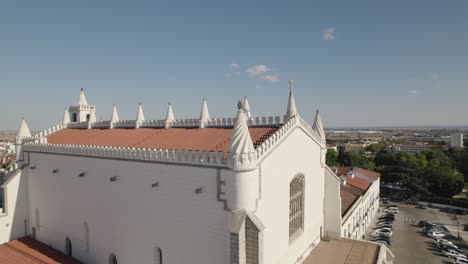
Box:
(450, 133), (464, 148)
(392, 143), (439, 153)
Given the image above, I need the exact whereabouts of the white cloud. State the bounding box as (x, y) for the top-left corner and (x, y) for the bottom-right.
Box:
(259, 75), (280, 83)
(408, 89), (418, 94)
(230, 63), (240, 68)
(246, 65), (271, 77)
(322, 27), (335, 41)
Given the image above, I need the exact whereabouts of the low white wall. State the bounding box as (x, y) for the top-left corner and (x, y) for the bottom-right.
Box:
(323, 167), (342, 239)
(0, 169), (29, 244)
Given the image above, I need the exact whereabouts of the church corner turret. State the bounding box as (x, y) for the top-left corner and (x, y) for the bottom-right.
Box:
(15, 118), (32, 161)
(227, 100), (257, 172)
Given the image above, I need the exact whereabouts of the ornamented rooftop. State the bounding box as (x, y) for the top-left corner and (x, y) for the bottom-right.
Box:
(16, 84), (327, 169)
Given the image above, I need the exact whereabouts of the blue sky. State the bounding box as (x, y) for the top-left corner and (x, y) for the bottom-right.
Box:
(1, 0), (467, 130)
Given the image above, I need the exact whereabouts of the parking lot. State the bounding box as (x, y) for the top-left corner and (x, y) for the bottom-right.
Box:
(367, 202), (468, 264)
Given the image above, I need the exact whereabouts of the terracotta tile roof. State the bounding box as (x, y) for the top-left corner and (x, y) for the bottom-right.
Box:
(340, 184), (365, 216)
(0, 237), (81, 264)
(345, 177), (371, 191)
(47, 127), (279, 155)
(353, 167), (381, 181)
(334, 167), (373, 191)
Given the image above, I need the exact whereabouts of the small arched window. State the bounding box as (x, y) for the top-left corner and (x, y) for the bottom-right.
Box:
(65, 237), (72, 256)
(109, 253), (118, 264)
(35, 208), (39, 229)
(83, 222), (89, 253)
(154, 247), (162, 264)
(86, 114), (90, 122)
(72, 113), (77, 122)
(289, 174), (304, 238)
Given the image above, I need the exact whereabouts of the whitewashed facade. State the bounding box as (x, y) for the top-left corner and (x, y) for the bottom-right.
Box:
(0, 87), (391, 264)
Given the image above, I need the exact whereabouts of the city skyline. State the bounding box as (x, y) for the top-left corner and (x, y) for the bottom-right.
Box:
(1, 0), (468, 130)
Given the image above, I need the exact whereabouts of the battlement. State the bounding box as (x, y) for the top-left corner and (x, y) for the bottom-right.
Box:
(69, 104), (95, 111)
(23, 143), (227, 167)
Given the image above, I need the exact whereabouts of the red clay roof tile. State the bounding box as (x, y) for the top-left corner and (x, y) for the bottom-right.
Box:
(0, 237), (81, 264)
(47, 127), (279, 155)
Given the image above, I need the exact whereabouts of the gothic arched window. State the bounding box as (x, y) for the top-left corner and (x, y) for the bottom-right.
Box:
(109, 253), (118, 264)
(65, 237), (72, 256)
(289, 174), (304, 238)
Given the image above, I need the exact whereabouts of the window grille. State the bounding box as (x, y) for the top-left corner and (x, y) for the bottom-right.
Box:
(289, 175), (304, 238)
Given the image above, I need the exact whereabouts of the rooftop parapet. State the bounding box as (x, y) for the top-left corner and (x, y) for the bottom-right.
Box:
(22, 143), (226, 167)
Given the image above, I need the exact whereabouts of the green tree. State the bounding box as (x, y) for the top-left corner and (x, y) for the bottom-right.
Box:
(337, 150), (375, 170)
(365, 142), (387, 154)
(326, 149), (339, 166)
(425, 165), (463, 198)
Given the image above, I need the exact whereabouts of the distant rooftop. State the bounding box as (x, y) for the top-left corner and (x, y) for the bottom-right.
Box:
(0, 237), (81, 264)
(303, 239), (380, 264)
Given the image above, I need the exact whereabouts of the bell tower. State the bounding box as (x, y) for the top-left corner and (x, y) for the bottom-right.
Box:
(68, 88), (96, 122)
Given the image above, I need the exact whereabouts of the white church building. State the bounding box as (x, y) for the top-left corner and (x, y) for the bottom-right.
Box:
(0, 83), (393, 264)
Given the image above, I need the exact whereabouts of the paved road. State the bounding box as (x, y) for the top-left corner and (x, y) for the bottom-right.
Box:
(368, 202), (468, 264)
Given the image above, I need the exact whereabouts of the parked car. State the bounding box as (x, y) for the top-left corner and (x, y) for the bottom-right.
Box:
(374, 231), (392, 237)
(453, 257), (468, 264)
(370, 236), (391, 244)
(384, 208), (399, 214)
(442, 245), (464, 254)
(435, 238), (453, 245)
(428, 231), (445, 238)
(415, 204), (428, 209)
(455, 209), (468, 215)
(442, 249), (467, 259)
(376, 227), (392, 232)
(418, 220), (432, 227)
(380, 198), (389, 204)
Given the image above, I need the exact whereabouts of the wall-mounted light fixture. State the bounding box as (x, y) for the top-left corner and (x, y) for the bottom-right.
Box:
(110, 176), (117, 182)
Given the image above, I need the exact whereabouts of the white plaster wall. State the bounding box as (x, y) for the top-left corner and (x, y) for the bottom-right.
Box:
(0, 169), (29, 244)
(323, 167), (342, 239)
(255, 128), (325, 264)
(25, 152), (230, 264)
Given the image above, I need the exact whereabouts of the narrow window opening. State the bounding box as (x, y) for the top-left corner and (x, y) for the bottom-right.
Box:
(65, 237), (72, 256)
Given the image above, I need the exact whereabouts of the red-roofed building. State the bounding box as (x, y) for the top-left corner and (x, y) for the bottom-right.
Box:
(334, 167), (381, 240)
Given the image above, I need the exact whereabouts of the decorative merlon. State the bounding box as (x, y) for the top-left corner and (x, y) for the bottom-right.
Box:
(199, 98), (210, 129)
(227, 101), (257, 171)
(312, 109), (326, 142)
(110, 104), (119, 128)
(136, 102), (145, 128)
(22, 143), (226, 167)
(165, 102), (175, 128)
(63, 108), (70, 124)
